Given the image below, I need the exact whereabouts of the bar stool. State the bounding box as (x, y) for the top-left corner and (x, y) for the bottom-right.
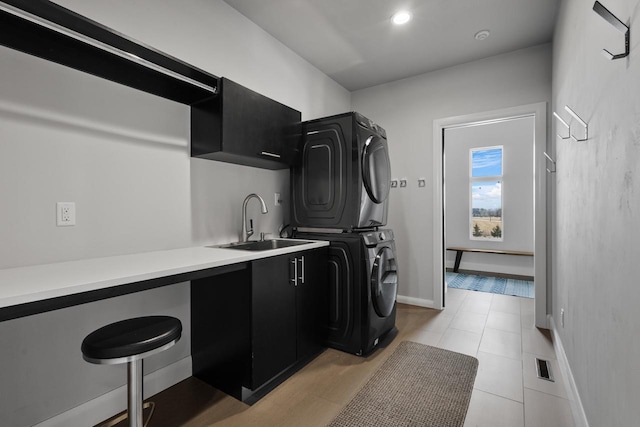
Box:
(82, 316), (182, 427)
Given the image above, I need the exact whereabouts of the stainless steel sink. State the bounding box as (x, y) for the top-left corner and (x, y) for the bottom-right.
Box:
(211, 239), (310, 251)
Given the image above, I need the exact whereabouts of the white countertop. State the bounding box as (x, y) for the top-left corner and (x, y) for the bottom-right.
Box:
(0, 239), (328, 310)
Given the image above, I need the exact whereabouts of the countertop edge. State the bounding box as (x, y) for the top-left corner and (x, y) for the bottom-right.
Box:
(0, 240), (329, 309)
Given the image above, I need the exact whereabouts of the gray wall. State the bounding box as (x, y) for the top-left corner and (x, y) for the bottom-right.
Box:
(552, 0), (640, 425)
(444, 117), (535, 276)
(351, 44), (551, 304)
(0, 0), (350, 425)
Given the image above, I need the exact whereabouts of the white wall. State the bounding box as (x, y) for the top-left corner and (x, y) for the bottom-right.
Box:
(352, 44), (551, 305)
(444, 117), (535, 276)
(552, 0), (640, 425)
(0, 1), (350, 425)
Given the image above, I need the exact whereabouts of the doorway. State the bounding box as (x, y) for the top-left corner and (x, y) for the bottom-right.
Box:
(432, 103), (548, 328)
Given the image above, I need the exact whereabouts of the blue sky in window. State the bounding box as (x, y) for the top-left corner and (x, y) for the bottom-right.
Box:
(472, 147), (502, 177)
(472, 181), (502, 210)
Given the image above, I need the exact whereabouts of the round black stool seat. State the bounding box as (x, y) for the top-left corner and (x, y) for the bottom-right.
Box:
(82, 316), (182, 364)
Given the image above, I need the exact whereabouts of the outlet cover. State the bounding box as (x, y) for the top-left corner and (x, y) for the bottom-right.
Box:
(57, 202), (76, 226)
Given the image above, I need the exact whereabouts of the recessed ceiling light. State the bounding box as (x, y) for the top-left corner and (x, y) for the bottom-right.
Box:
(474, 29), (491, 40)
(391, 11), (412, 25)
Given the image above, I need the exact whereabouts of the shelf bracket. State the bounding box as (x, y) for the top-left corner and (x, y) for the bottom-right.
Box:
(593, 1), (630, 60)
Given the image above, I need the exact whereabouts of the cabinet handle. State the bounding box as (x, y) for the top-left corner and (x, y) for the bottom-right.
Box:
(291, 258), (298, 286)
(299, 256), (305, 284)
(260, 151), (281, 158)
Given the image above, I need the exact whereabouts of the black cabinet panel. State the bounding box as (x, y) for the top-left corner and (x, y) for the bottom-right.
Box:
(191, 78), (301, 170)
(191, 267), (251, 400)
(296, 249), (329, 359)
(251, 255), (297, 389)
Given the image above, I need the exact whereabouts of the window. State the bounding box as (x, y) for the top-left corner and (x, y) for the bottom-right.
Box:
(470, 146), (503, 241)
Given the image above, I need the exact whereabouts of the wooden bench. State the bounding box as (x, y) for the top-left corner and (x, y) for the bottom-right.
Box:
(446, 247), (534, 273)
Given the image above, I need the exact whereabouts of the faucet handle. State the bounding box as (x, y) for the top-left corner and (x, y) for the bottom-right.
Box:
(247, 219), (254, 238)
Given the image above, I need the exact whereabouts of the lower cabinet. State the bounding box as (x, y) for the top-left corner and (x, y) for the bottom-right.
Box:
(250, 248), (327, 389)
(191, 247), (328, 403)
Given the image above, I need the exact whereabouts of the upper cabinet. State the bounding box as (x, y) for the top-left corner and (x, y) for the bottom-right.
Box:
(1, 2), (302, 170)
(191, 78), (302, 170)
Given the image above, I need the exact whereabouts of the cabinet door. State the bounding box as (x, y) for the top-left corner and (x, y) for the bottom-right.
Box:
(296, 248), (329, 359)
(221, 78), (300, 167)
(191, 78), (301, 170)
(251, 254), (297, 389)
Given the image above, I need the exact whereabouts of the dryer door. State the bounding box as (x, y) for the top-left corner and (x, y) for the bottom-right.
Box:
(362, 136), (391, 204)
(371, 246), (398, 317)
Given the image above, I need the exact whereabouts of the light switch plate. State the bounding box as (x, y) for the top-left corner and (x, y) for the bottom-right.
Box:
(418, 178), (426, 187)
(391, 179), (398, 188)
(399, 179), (407, 188)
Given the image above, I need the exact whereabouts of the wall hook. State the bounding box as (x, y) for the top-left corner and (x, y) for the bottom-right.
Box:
(553, 112), (570, 140)
(544, 152), (557, 173)
(565, 106), (588, 141)
(593, 1), (630, 60)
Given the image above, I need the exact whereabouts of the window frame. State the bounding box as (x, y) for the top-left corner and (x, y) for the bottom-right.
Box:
(469, 145), (504, 242)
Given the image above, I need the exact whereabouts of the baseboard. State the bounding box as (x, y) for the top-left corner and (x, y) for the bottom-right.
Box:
(397, 295), (435, 309)
(550, 317), (589, 427)
(34, 356), (192, 427)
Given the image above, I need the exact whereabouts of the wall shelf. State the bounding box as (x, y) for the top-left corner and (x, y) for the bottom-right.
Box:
(0, 0), (219, 105)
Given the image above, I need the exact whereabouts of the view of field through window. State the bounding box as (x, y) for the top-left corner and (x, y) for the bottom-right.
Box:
(470, 147), (503, 240)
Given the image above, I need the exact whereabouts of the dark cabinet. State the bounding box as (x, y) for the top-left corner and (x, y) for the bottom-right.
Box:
(191, 247), (327, 403)
(250, 254), (297, 388)
(250, 248), (327, 389)
(191, 77), (302, 170)
(295, 249), (328, 359)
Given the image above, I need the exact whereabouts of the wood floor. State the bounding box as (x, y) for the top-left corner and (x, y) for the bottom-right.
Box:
(99, 289), (575, 427)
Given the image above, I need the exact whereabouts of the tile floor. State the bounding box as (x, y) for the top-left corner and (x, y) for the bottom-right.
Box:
(114, 288), (576, 426)
(439, 288), (575, 427)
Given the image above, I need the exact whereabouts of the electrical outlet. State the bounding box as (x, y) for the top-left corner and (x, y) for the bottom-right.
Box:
(561, 308), (565, 328)
(57, 202), (76, 226)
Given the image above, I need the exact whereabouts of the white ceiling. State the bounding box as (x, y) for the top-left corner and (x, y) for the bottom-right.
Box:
(222, 0), (559, 91)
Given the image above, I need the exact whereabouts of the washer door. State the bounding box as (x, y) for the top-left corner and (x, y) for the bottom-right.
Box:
(371, 246), (398, 317)
(362, 136), (391, 204)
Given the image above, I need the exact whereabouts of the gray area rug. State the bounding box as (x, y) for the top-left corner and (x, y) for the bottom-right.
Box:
(328, 341), (478, 427)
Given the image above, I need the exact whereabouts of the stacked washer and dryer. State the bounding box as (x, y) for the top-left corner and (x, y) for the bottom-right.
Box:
(292, 112), (399, 356)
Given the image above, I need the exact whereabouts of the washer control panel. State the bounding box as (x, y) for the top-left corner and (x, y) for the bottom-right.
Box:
(362, 229), (394, 246)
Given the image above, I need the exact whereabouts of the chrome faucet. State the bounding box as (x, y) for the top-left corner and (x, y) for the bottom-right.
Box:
(241, 193), (268, 242)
